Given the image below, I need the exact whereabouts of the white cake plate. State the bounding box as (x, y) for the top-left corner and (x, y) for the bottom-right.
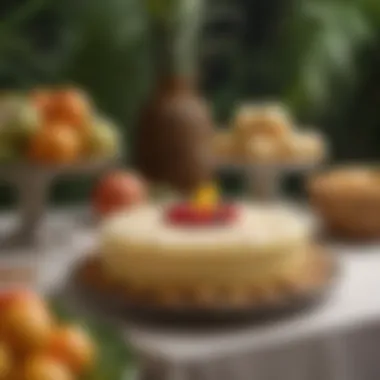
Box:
(216, 160), (323, 200)
(0, 158), (119, 249)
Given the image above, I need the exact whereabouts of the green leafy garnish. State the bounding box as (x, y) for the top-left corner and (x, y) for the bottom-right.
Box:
(51, 301), (136, 380)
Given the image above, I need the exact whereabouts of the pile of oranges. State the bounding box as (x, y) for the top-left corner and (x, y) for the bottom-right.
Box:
(0, 290), (95, 380)
(0, 87), (119, 165)
(28, 87), (119, 165)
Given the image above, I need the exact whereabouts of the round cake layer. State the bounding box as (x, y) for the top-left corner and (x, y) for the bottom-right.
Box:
(99, 203), (314, 288)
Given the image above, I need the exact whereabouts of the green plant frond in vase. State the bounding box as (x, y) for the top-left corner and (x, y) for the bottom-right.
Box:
(144, 0), (179, 21)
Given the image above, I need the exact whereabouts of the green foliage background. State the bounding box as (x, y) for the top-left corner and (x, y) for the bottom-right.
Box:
(1, 0), (380, 205)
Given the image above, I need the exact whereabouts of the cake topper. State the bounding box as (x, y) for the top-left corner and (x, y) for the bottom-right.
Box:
(191, 182), (219, 211)
(166, 181), (237, 226)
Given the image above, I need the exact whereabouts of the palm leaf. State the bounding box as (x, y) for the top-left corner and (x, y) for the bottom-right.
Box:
(283, 1), (374, 115)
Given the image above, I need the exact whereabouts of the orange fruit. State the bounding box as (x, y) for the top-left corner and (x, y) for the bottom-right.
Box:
(46, 325), (95, 374)
(0, 343), (12, 379)
(30, 89), (52, 114)
(0, 290), (44, 340)
(19, 355), (73, 380)
(46, 88), (92, 129)
(28, 125), (82, 164)
(0, 295), (53, 354)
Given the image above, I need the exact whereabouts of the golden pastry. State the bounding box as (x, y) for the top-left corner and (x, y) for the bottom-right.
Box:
(308, 166), (380, 239)
(246, 136), (282, 163)
(281, 131), (326, 162)
(233, 103), (292, 142)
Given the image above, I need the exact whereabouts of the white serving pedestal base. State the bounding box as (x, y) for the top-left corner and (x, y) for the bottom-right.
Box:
(217, 162), (321, 200)
(0, 159), (117, 249)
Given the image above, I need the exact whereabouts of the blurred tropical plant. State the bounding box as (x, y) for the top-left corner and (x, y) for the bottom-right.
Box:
(207, 0), (378, 122)
(283, 0), (374, 114)
(0, 0), (151, 132)
(0, 0), (379, 204)
(0, 0), (376, 136)
(0, 0), (153, 205)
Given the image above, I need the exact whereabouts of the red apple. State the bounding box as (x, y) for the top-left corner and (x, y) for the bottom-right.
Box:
(92, 171), (147, 217)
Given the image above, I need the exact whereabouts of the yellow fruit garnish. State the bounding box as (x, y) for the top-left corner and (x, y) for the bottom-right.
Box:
(191, 183), (220, 210)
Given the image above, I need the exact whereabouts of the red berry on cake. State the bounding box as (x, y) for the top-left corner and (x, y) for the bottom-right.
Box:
(166, 182), (239, 226)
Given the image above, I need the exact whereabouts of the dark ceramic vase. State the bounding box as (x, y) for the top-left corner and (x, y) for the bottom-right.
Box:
(135, 0), (213, 194)
(135, 75), (214, 194)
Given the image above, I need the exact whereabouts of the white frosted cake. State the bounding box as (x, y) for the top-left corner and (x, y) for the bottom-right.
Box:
(98, 203), (320, 305)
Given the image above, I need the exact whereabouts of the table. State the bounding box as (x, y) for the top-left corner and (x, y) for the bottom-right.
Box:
(2, 208), (380, 380)
(0, 206), (98, 293)
(125, 246), (380, 380)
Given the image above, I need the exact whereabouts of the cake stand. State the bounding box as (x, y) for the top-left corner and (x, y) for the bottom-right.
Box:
(216, 160), (323, 201)
(66, 248), (337, 324)
(0, 158), (119, 249)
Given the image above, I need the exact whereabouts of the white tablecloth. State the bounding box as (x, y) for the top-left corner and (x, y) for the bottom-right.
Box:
(126, 246), (380, 380)
(1, 209), (380, 380)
